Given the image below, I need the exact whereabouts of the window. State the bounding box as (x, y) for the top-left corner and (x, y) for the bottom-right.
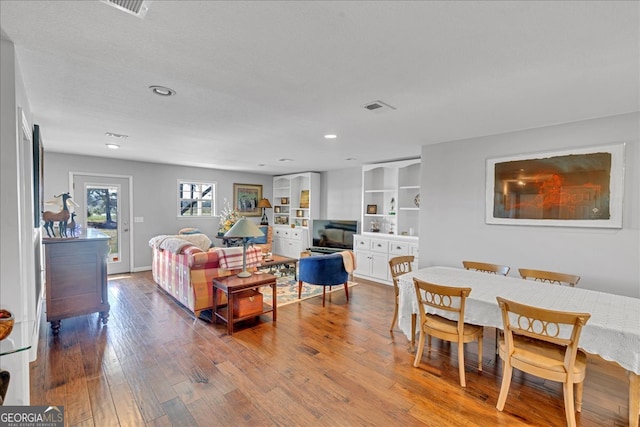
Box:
(178, 180), (216, 217)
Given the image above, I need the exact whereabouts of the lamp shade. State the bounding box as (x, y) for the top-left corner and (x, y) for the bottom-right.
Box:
(257, 198), (272, 209)
(224, 217), (264, 277)
(224, 217), (264, 238)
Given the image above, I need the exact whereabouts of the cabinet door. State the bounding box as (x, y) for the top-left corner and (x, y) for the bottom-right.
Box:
(371, 252), (390, 281)
(354, 250), (370, 276)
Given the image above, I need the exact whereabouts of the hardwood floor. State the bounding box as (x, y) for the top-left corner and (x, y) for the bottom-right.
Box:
(30, 271), (632, 426)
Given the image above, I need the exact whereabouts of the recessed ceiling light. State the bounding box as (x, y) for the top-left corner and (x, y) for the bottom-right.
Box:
(324, 134), (337, 139)
(278, 158), (293, 162)
(106, 144), (120, 149)
(257, 163), (265, 167)
(345, 157), (357, 161)
(105, 132), (128, 139)
(149, 85), (176, 97)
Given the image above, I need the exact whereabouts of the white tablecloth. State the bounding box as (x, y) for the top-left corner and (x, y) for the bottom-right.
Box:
(398, 266), (640, 375)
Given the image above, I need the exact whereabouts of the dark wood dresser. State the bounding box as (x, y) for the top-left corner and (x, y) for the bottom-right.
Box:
(43, 229), (110, 334)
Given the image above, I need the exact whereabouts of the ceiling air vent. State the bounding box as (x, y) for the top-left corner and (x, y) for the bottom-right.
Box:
(363, 100), (396, 113)
(101, 0), (151, 18)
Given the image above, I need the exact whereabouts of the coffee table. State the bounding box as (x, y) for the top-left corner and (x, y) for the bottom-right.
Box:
(212, 273), (277, 335)
(260, 254), (298, 279)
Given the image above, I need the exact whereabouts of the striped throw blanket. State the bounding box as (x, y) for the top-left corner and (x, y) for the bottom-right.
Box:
(218, 246), (262, 270)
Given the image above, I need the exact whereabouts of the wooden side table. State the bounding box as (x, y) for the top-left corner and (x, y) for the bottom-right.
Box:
(212, 273), (277, 335)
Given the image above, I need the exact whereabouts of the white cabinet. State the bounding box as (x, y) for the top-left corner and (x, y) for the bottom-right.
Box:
(353, 234), (418, 285)
(273, 227), (304, 258)
(362, 159), (420, 237)
(272, 172), (320, 257)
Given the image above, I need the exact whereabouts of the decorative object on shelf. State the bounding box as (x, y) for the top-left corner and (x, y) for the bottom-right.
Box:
(367, 204), (377, 214)
(224, 217), (265, 277)
(0, 309), (14, 340)
(300, 190), (310, 208)
(389, 198), (395, 215)
(302, 219), (308, 227)
(414, 193), (420, 208)
(257, 198), (272, 225)
(233, 183), (262, 217)
(370, 220), (380, 232)
(280, 197), (289, 205)
(42, 192), (74, 238)
(296, 210), (304, 218)
(218, 199), (241, 236)
(274, 206), (281, 213)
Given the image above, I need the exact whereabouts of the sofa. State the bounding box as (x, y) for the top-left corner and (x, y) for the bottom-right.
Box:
(149, 234), (262, 319)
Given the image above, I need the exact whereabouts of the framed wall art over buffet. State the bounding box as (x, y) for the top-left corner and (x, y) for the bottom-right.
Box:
(233, 183), (262, 217)
(485, 143), (625, 228)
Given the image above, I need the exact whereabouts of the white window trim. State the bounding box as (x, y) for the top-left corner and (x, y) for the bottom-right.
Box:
(177, 179), (217, 218)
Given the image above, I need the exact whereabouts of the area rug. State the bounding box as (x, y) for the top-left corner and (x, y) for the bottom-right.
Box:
(258, 274), (358, 307)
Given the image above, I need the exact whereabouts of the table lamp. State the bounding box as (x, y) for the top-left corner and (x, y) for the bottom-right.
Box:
(257, 198), (272, 225)
(224, 217), (265, 277)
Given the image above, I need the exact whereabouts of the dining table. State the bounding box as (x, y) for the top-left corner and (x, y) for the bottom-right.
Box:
(398, 266), (640, 427)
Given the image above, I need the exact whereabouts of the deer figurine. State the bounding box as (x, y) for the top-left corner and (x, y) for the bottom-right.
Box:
(67, 212), (77, 237)
(42, 193), (72, 238)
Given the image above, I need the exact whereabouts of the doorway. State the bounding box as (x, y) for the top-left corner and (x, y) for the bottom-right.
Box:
(71, 173), (132, 275)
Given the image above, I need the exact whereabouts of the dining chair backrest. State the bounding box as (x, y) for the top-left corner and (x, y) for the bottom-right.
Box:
(518, 268), (580, 287)
(462, 261), (510, 276)
(413, 278), (483, 387)
(388, 256), (414, 331)
(389, 256), (414, 287)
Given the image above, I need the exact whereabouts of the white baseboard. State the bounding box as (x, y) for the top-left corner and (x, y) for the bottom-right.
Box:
(132, 266), (152, 272)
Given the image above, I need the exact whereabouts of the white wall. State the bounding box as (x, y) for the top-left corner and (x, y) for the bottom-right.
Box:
(0, 37), (39, 405)
(420, 112), (639, 298)
(44, 153), (273, 270)
(320, 167), (362, 222)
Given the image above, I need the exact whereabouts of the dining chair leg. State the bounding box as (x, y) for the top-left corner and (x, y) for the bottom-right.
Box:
(563, 381), (577, 427)
(390, 298), (398, 331)
(413, 330), (426, 367)
(496, 362), (513, 411)
(410, 313), (416, 352)
(457, 340), (466, 387)
(575, 381), (584, 412)
(629, 371), (639, 427)
(477, 331), (483, 372)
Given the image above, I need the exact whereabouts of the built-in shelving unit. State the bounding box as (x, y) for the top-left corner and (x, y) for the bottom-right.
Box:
(354, 159), (421, 285)
(361, 159), (421, 236)
(272, 172), (320, 258)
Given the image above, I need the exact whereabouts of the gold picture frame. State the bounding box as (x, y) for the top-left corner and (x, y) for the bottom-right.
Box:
(233, 183), (262, 217)
(366, 204), (377, 214)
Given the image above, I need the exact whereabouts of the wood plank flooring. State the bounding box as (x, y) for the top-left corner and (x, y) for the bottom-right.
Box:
(30, 271), (633, 426)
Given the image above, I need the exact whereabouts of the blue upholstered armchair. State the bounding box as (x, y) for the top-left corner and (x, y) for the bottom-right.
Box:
(298, 253), (349, 307)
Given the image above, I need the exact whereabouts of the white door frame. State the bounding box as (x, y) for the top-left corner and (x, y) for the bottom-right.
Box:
(69, 171), (134, 273)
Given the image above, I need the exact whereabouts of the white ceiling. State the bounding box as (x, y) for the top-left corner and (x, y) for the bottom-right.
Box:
(1, 1), (638, 174)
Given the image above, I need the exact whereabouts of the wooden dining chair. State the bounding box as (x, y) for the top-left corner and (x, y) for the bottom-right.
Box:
(463, 260), (510, 276)
(519, 268), (580, 287)
(388, 255), (415, 332)
(495, 297), (591, 427)
(412, 278), (483, 387)
(463, 260), (510, 351)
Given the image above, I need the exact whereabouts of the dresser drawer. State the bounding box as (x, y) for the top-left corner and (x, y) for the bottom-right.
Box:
(389, 241), (410, 255)
(354, 236), (371, 250)
(370, 239), (389, 254)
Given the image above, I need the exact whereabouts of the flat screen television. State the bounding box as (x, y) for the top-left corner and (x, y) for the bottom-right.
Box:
(310, 219), (359, 253)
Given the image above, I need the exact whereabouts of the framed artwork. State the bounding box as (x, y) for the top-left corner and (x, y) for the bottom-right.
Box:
(32, 124), (44, 227)
(280, 197), (289, 205)
(485, 143), (625, 228)
(233, 183), (262, 217)
(300, 190), (310, 208)
(366, 204), (377, 214)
